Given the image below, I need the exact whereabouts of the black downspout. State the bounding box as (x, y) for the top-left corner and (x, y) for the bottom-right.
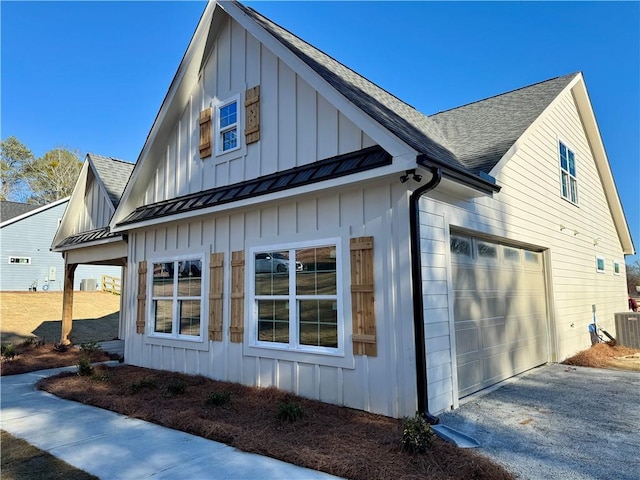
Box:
(409, 164), (442, 425)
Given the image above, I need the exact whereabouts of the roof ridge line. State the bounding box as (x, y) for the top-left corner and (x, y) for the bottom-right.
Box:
(87, 153), (134, 165)
(430, 72), (580, 116)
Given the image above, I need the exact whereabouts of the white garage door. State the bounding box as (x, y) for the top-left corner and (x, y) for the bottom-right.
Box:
(450, 234), (549, 398)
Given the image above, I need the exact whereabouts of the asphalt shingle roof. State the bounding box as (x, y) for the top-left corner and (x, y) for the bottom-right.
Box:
(88, 154), (134, 207)
(0, 201), (40, 223)
(429, 73), (579, 174)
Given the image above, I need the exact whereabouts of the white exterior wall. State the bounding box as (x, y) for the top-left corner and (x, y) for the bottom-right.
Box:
(124, 180), (420, 418)
(419, 88), (629, 413)
(76, 169), (115, 233)
(143, 16), (375, 206)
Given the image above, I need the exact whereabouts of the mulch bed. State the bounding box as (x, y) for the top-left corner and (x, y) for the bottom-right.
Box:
(0, 342), (114, 376)
(38, 365), (514, 480)
(562, 342), (640, 369)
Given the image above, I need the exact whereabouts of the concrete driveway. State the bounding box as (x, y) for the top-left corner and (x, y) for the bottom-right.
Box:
(438, 363), (640, 480)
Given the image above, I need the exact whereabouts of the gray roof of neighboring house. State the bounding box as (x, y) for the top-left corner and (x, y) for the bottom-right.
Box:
(88, 154), (134, 207)
(429, 73), (579, 174)
(235, 2), (576, 179)
(0, 201), (40, 222)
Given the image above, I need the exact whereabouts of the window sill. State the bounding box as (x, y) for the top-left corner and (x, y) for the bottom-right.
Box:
(244, 344), (355, 369)
(145, 335), (209, 351)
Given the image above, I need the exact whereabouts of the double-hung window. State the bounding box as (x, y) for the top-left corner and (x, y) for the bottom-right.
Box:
(151, 258), (203, 339)
(559, 141), (578, 204)
(252, 242), (341, 354)
(216, 96), (239, 154)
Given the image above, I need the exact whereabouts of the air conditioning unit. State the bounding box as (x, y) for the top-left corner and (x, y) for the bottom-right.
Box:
(80, 278), (97, 292)
(615, 312), (640, 349)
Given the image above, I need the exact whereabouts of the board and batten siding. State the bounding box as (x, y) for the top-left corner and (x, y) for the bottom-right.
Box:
(75, 169), (115, 233)
(1, 201), (121, 291)
(143, 15), (375, 207)
(125, 180), (420, 418)
(417, 87), (628, 411)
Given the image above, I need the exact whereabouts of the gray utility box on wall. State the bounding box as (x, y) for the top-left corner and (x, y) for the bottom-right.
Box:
(615, 312), (640, 349)
(80, 278), (97, 292)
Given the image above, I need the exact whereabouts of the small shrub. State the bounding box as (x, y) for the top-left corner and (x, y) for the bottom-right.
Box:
(277, 401), (304, 422)
(167, 379), (187, 395)
(205, 391), (231, 406)
(1, 343), (16, 360)
(53, 343), (69, 353)
(80, 340), (100, 353)
(130, 378), (158, 394)
(401, 413), (434, 453)
(20, 337), (38, 347)
(91, 372), (112, 382)
(77, 358), (94, 377)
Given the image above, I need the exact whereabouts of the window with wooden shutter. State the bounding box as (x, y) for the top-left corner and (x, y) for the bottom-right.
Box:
(199, 107), (212, 158)
(350, 237), (376, 356)
(230, 250), (245, 343)
(244, 85), (260, 145)
(209, 253), (224, 341)
(136, 260), (147, 334)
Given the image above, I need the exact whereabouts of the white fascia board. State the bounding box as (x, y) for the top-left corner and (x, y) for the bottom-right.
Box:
(110, 2), (217, 230)
(50, 159), (91, 248)
(571, 79), (635, 255)
(220, 1), (415, 160)
(110, 161), (415, 233)
(1, 196), (70, 229)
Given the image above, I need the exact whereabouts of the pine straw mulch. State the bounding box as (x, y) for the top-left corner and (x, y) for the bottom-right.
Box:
(0, 342), (114, 376)
(38, 365), (514, 480)
(562, 341), (640, 371)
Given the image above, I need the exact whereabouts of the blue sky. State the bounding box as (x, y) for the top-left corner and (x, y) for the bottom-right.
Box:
(2, 1), (638, 263)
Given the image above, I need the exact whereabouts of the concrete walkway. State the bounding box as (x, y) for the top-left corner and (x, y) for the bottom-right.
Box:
(1, 366), (341, 480)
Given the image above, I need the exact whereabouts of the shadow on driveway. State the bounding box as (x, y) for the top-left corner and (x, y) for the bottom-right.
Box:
(439, 363), (639, 480)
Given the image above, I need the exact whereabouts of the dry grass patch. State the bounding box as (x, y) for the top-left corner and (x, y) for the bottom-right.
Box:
(0, 340), (114, 376)
(562, 342), (640, 371)
(38, 366), (514, 480)
(1, 430), (98, 480)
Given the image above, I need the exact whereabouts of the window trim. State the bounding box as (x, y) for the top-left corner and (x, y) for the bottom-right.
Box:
(215, 94), (241, 156)
(147, 254), (206, 342)
(558, 140), (578, 205)
(248, 238), (344, 357)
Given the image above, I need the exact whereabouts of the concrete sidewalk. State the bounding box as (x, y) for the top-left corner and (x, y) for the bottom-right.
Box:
(1, 366), (341, 480)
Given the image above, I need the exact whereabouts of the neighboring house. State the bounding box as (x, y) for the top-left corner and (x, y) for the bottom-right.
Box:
(51, 153), (135, 341)
(1, 198), (122, 292)
(55, 1), (634, 419)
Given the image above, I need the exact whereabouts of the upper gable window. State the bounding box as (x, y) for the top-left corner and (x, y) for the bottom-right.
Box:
(559, 141), (578, 204)
(216, 95), (240, 155)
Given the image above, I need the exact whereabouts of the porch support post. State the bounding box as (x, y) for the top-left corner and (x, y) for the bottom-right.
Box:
(61, 262), (77, 345)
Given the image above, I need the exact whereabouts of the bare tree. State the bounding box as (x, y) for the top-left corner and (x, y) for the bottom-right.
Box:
(627, 260), (640, 296)
(0, 136), (33, 202)
(23, 148), (83, 205)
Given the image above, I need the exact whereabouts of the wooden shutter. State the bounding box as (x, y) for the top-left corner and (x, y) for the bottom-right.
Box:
(209, 253), (224, 341)
(244, 86), (260, 144)
(136, 261), (147, 334)
(230, 251), (245, 343)
(350, 237), (377, 356)
(199, 107), (212, 158)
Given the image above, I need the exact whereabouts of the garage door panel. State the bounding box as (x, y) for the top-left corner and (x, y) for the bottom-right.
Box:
(451, 237), (549, 399)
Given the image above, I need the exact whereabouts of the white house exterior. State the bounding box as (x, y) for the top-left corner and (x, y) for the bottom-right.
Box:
(56, 1), (634, 418)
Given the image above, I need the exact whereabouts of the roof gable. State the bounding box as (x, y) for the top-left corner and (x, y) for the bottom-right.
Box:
(87, 154), (135, 208)
(429, 73), (579, 174)
(1, 198), (69, 228)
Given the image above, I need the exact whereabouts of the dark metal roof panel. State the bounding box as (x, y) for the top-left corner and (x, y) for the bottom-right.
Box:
(56, 227), (122, 249)
(117, 145), (392, 227)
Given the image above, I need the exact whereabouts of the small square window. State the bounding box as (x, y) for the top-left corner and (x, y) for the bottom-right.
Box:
(613, 261), (620, 276)
(596, 256), (605, 273)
